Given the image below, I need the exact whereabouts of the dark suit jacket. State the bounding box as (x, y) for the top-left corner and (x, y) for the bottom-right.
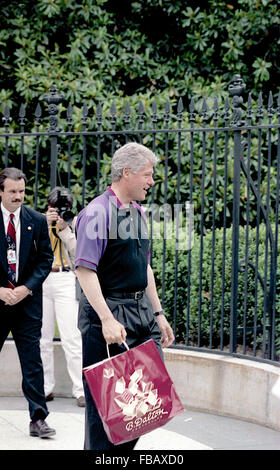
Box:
(0, 205), (53, 315)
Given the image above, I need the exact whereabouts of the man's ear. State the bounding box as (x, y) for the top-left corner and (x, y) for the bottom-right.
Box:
(122, 167), (130, 178)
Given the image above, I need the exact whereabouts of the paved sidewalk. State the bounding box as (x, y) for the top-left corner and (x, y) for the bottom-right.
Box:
(1, 396), (280, 451)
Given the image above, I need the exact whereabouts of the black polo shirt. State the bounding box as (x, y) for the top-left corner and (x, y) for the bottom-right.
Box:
(75, 188), (150, 293)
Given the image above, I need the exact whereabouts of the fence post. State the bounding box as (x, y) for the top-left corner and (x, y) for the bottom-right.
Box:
(43, 85), (64, 189)
(228, 74), (246, 353)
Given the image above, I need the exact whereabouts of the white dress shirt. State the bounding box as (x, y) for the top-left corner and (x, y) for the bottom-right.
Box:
(1, 202), (21, 282)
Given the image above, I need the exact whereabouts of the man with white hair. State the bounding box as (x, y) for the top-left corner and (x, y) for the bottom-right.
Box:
(75, 142), (174, 450)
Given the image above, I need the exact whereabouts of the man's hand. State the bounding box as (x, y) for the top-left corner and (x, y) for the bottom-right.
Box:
(0, 285), (30, 306)
(101, 316), (127, 345)
(46, 207), (68, 231)
(46, 207), (59, 226)
(75, 267), (127, 346)
(12, 286), (31, 304)
(0, 287), (18, 305)
(156, 315), (175, 348)
(56, 216), (68, 231)
(146, 264), (174, 348)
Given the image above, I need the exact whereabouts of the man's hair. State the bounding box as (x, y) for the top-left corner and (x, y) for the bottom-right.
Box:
(47, 186), (73, 208)
(111, 142), (158, 182)
(0, 167), (27, 191)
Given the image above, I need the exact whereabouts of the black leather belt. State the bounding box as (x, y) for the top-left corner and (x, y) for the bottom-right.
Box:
(103, 290), (144, 300)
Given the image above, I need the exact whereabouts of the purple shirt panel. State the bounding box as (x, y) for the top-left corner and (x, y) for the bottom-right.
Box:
(75, 187), (150, 271)
(107, 187), (150, 260)
(75, 192), (111, 271)
(106, 186), (147, 222)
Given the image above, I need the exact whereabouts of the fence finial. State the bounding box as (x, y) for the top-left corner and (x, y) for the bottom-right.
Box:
(43, 84), (64, 132)
(228, 74), (246, 126)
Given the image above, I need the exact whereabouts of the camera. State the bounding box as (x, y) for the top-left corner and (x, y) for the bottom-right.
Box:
(54, 189), (74, 223)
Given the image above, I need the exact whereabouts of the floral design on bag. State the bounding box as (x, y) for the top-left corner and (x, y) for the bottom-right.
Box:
(113, 368), (168, 431)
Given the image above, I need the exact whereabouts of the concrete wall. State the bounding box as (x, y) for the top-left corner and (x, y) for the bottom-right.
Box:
(164, 348), (280, 432)
(0, 341), (73, 398)
(1, 341), (280, 431)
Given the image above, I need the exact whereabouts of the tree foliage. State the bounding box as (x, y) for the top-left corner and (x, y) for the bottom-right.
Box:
(0, 0), (279, 111)
(1, 1), (279, 355)
(1, 0), (279, 213)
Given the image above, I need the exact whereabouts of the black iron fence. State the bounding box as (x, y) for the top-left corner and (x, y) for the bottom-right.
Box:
(1, 75), (280, 364)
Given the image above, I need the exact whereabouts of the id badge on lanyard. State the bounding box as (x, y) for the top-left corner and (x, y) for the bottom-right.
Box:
(7, 249), (16, 265)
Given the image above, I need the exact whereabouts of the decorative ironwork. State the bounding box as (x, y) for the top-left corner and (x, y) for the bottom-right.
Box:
(1, 78), (280, 364)
(43, 84), (64, 132)
(228, 74), (246, 126)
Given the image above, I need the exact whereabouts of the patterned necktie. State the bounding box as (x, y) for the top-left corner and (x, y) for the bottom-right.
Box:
(7, 213), (16, 289)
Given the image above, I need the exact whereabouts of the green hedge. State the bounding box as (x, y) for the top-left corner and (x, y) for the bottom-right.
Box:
(151, 223), (280, 356)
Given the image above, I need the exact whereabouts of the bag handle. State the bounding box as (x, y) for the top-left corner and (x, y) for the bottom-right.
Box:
(106, 341), (129, 358)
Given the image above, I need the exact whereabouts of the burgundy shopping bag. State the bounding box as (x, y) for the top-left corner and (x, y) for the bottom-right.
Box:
(83, 339), (184, 445)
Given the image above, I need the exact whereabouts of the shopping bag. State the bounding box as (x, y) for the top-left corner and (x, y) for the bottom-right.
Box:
(83, 339), (184, 445)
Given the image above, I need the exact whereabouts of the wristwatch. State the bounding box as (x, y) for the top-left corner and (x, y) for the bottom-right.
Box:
(153, 310), (165, 317)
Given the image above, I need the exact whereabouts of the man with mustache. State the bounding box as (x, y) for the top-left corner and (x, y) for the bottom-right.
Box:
(0, 167), (55, 438)
(75, 142), (174, 450)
